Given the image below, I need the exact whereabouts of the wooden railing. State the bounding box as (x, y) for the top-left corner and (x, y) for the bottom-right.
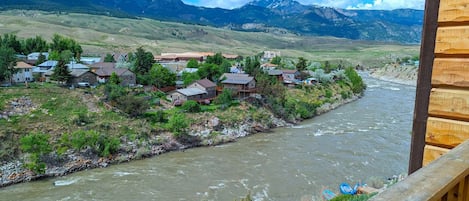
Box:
(370, 139), (469, 201)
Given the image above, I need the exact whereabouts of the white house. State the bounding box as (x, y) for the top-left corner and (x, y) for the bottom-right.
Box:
(13, 61), (34, 83)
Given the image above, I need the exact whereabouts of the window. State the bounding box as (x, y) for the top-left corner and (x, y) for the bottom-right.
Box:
(25, 69), (30, 72)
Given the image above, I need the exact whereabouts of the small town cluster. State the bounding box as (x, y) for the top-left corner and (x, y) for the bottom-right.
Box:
(11, 50), (311, 105)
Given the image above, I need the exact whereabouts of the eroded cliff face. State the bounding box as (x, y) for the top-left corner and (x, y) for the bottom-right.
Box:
(369, 64), (418, 86)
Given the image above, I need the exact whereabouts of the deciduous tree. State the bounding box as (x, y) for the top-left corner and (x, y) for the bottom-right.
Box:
(50, 34), (83, 61)
(0, 46), (16, 83)
(271, 56), (281, 65)
(133, 47), (155, 76)
(22, 36), (48, 54)
(182, 72), (200, 86)
(186, 59), (199, 68)
(296, 57), (308, 71)
(197, 63), (222, 82)
(206, 52), (224, 65)
(149, 64), (176, 88)
(109, 72), (121, 85)
(104, 53), (116, 62)
(0, 33), (22, 53)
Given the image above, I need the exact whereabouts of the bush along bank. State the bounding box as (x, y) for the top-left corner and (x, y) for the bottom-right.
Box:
(0, 67), (365, 187)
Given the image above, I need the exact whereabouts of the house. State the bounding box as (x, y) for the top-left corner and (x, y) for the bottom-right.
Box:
(94, 65), (136, 86)
(261, 63), (279, 71)
(67, 62), (89, 71)
(282, 70), (300, 84)
(12, 62), (34, 83)
(69, 70), (98, 86)
(168, 88), (208, 102)
(26, 52), (49, 64)
(37, 60), (58, 70)
(89, 62), (116, 73)
(267, 70), (283, 82)
(262, 51), (280, 61)
(188, 78), (217, 99)
(220, 73), (256, 96)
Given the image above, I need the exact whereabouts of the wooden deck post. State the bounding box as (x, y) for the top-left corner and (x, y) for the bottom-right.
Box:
(408, 0), (440, 174)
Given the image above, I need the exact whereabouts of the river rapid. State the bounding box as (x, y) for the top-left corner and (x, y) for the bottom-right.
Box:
(0, 75), (416, 201)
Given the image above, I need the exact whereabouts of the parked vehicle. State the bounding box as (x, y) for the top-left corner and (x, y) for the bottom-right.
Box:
(77, 82), (90, 88)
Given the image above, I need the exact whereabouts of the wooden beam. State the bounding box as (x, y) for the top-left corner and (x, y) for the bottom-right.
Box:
(423, 145), (450, 166)
(426, 117), (469, 148)
(432, 58), (469, 88)
(439, 0), (469, 25)
(429, 88), (469, 122)
(435, 26), (469, 55)
(409, 0), (441, 174)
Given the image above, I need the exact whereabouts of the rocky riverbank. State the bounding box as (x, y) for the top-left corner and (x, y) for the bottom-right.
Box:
(369, 64), (418, 86)
(0, 93), (361, 188)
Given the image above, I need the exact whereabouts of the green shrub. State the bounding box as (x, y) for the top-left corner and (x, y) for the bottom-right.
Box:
(105, 84), (126, 101)
(20, 133), (52, 174)
(341, 91), (350, 99)
(97, 135), (120, 157)
(325, 89), (333, 98)
(71, 109), (93, 126)
(144, 110), (167, 123)
(20, 133), (51, 157)
(70, 130), (99, 151)
(167, 113), (189, 138)
(345, 67), (366, 94)
(116, 95), (150, 117)
(182, 100), (201, 113)
(215, 89), (233, 106)
(252, 109), (272, 125)
(69, 130), (120, 157)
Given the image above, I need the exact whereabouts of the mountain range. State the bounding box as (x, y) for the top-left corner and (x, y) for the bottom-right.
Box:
(0, 0), (424, 43)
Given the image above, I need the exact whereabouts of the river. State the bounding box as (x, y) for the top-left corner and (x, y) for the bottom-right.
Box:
(0, 75), (416, 201)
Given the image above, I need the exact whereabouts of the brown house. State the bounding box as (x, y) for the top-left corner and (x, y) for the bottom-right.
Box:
(93, 63), (136, 86)
(188, 78), (217, 99)
(69, 70), (98, 86)
(220, 73), (256, 96)
(168, 88), (208, 102)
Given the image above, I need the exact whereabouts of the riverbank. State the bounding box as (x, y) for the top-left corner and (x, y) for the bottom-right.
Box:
(368, 64), (417, 86)
(0, 91), (360, 187)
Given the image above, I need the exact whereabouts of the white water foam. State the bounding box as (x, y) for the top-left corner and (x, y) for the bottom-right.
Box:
(53, 178), (79, 186)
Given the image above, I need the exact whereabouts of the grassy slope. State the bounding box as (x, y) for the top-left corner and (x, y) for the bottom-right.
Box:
(0, 10), (419, 67)
(0, 83), (153, 161)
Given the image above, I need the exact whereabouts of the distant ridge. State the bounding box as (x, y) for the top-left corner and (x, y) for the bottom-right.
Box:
(0, 0), (424, 43)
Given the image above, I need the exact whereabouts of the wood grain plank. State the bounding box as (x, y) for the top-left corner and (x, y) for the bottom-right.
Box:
(435, 26), (469, 55)
(429, 88), (469, 121)
(423, 145), (450, 166)
(447, 184), (459, 201)
(432, 58), (469, 87)
(426, 117), (469, 148)
(457, 177), (466, 201)
(439, 0), (469, 23)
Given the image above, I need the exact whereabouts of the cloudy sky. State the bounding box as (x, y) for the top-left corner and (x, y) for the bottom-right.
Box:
(182, 0), (425, 10)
